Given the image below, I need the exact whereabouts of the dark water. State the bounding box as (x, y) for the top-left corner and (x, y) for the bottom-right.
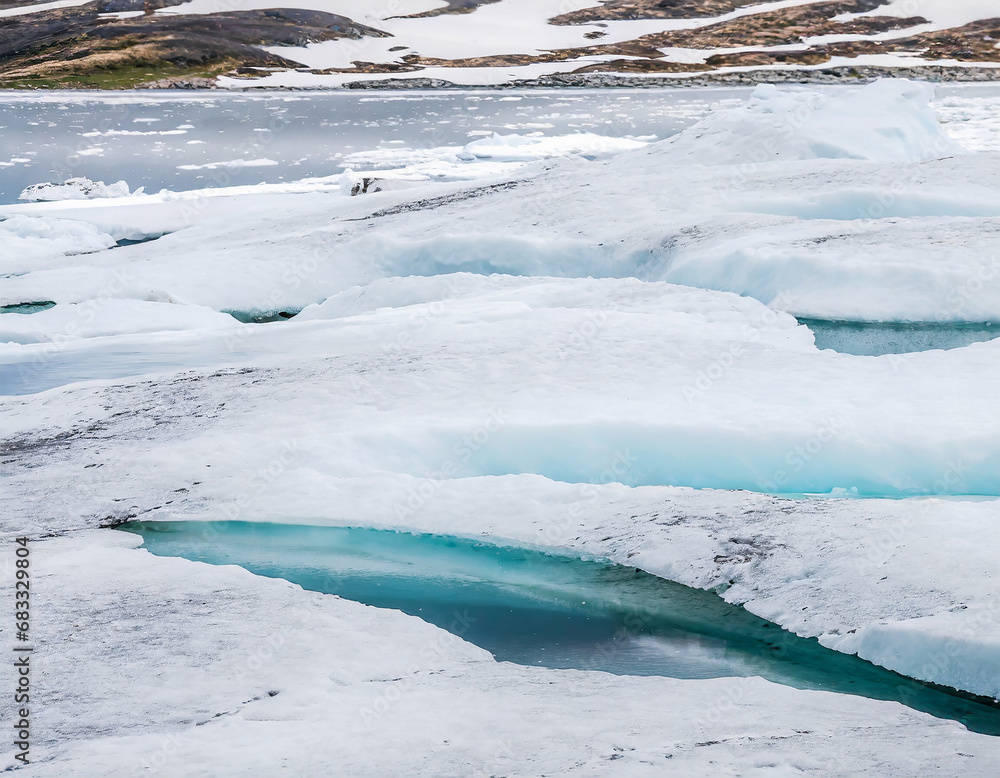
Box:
(0, 88), (749, 204)
(800, 318), (1000, 356)
(0, 301), (55, 314)
(121, 520), (1000, 735)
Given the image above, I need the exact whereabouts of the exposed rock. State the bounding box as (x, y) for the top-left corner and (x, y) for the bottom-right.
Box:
(584, 0), (924, 54)
(140, 75), (221, 89)
(391, 0), (502, 20)
(0, 2), (390, 88)
(350, 177), (382, 196)
(551, 0), (760, 25)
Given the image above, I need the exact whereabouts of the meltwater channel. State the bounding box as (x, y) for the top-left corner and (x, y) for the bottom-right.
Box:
(121, 520), (1000, 735)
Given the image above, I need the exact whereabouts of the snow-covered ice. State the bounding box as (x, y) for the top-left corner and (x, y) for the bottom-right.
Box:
(2, 79), (1000, 773)
(0, 214), (118, 259)
(652, 80), (966, 164)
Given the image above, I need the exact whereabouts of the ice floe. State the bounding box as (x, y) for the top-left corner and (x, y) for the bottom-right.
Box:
(19, 177), (140, 202)
(2, 80), (1000, 772)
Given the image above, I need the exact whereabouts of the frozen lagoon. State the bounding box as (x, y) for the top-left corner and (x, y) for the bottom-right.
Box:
(2, 80), (1000, 774)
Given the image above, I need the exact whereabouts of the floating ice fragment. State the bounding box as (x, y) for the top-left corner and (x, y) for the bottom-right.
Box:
(18, 177), (141, 202)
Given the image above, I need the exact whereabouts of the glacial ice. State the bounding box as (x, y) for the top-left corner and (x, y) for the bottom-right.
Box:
(2, 80), (999, 752)
(651, 80), (967, 165)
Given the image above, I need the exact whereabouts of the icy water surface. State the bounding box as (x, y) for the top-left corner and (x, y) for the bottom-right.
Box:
(0, 88), (749, 204)
(800, 318), (1000, 356)
(2, 84), (998, 205)
(122, 520), (1000, 735)
(0, 301), (56, 314)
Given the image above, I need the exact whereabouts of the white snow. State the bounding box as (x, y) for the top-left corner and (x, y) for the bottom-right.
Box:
(0, 214), (117, 259)
(0, 299), (240, 344)
(0, 0), (89, 18)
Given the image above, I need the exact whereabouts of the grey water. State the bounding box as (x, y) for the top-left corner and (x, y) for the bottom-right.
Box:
(801, 318), (1000, 356)
(121, 520), (1000, 736)
(0, 88), (749, 205)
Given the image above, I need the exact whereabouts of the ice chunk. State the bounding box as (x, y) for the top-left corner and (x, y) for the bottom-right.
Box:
(831, 607), (1000, 700)
(0, 299), (239, 344)
(0, 214), (117, 259)
(19, 177), (141, 202)
(655, 79), (967, 166)
(337, 168), (419, 197)
(463, 132), (646, 162)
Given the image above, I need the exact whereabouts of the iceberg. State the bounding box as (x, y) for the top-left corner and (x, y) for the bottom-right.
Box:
(653, 80), (966, 165)
(19, 176), (142, 201)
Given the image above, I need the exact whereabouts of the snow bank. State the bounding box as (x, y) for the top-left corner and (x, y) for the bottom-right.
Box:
(659, 216), (1000, 322)
(19, 177), (141, 202)
(656, 79), (967, 165)
(832, 607), (1000, 701)
(0, 299), (239, 344)
(0, 214), (117, 260)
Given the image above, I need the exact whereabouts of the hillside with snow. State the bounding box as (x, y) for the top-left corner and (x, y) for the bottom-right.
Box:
(1, 0), (999, 88)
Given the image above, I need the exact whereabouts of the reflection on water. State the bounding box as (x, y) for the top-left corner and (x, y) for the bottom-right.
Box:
(122, 520), (1000, 735)
(801, 318), (1000, 356)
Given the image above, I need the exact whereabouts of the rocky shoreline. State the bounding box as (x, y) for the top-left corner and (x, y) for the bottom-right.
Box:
(132, 65), (1000, 91)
